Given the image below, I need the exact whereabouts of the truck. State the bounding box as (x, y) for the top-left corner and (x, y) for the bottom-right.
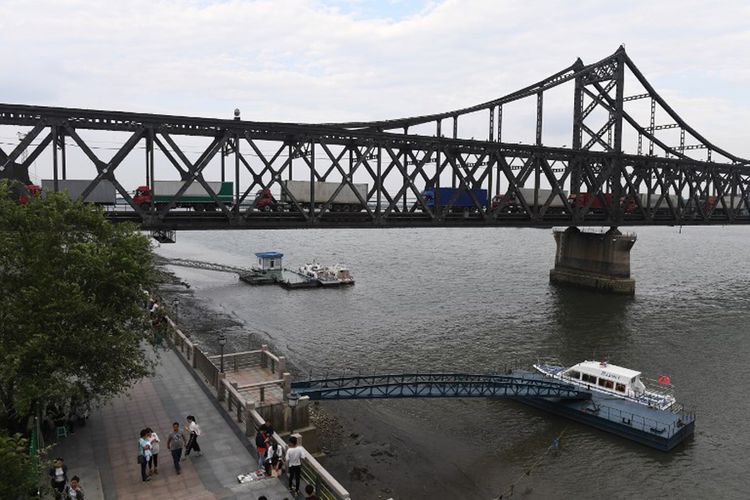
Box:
(627, 193), (682, 214)
(133, 180), (233, 211)
(419, 187), (488, 213)
(42, 179), (116, 204)
(491, 188), (568, 213)
(254, 180), (368, 212)
(568, 192), (617, 213)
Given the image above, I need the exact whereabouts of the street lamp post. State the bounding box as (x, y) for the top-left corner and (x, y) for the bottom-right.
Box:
(172, 298), (179, 324)
(218, 333), (227, 373)
(287, 391), (300, 431)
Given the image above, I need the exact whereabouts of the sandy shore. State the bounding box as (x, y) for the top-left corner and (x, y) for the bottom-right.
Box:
(155, 272), (516, 500)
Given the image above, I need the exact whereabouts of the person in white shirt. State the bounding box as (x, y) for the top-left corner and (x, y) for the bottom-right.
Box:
(285, 436), (306, 493)
(184, 415), (202, 456)
(146, 428), (160, 475)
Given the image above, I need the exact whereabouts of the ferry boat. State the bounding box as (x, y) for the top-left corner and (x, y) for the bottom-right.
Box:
(533, 360), (677, 411)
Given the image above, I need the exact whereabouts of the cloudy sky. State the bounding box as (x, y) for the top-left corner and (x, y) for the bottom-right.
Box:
(1, 0), (749, 183)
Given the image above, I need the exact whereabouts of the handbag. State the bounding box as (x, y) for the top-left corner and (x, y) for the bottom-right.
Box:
(137, 455), (145, 465)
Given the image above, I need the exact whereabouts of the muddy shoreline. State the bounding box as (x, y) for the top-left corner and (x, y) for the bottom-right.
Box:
(154, 269), (501, 500)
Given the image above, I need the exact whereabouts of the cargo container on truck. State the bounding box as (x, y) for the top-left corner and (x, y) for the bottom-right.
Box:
(42, 179), (117, 204)
(491, 188), (567, 213)
(255, 180), (369, 212)
(420, 187), (488, 213)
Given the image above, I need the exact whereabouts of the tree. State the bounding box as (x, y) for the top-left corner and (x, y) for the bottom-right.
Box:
(0, 433), (44, 498)
(0, 180), (156, 433)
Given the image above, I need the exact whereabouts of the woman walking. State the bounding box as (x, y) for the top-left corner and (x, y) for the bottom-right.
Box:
(138, 429), (151, 482)
(184, 415), (202, 457)
(146, 427), (160, 475)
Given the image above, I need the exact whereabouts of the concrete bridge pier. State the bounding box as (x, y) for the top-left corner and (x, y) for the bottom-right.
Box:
(550, 226), (636, 295)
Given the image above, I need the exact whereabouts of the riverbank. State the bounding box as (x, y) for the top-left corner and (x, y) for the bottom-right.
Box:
(155, 268), (512, 500)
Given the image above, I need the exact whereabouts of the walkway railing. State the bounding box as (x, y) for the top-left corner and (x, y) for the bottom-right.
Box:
(162, 313), (350, 500)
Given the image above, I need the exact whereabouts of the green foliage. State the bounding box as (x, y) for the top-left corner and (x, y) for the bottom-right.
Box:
(0, 180), (156, 431)
(0, 433), (44, 499)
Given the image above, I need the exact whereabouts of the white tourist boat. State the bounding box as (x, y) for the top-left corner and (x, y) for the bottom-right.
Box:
(533, 360), (677, 410)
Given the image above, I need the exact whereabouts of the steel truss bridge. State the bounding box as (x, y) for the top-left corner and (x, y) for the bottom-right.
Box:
(290, 373), (591, 401)
(2, 46), (749, 230)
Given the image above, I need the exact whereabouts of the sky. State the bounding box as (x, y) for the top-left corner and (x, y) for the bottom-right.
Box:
(1, 0), (749, 185)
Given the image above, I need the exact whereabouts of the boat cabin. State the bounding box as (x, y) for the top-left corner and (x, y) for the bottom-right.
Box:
(562, 361), (647, 397)
(255, 251), (283, 272)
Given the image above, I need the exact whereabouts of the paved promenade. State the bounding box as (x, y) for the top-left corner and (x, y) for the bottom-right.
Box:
(51, 346), (292, 500)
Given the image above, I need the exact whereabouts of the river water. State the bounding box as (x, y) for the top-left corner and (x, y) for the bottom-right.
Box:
(156, 225), (750, 499)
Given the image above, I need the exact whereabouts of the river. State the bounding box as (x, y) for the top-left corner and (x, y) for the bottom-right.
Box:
(155, 225), (750, 499)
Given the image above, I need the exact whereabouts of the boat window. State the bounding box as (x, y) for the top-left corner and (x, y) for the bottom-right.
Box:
(615, 383), (626, 393)
(581, 373), (597, 384)
(566, 371), (580, 380)
(598, 378), (614, 389)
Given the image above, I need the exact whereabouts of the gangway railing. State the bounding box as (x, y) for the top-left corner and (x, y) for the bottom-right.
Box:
(157, 256), (250, 275)
(291, 372), (592, 401)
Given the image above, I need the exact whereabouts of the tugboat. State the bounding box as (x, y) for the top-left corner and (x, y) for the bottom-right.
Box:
(533, 360), (677, 411)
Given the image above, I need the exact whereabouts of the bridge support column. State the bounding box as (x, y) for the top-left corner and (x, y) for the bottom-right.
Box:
(550, 226), (636, 295)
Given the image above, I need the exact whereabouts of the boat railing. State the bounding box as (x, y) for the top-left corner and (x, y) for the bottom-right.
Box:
(640, 376), (676, 399)
(593, 401), (694, 438)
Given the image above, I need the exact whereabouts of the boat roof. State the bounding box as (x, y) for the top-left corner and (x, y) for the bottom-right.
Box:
(255, 251), (283, 258)
(571, 361), (641, 379)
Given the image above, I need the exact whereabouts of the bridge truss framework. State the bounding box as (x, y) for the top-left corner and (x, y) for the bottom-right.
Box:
(1, 46), (749, 230)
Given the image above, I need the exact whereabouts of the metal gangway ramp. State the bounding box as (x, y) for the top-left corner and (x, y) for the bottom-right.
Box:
(157, 256), (251, 275)
(291, 372), (592, 401)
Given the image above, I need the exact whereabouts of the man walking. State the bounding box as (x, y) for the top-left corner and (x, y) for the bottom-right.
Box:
(167, 422), (186, 474)
(285, 436), (306, 494)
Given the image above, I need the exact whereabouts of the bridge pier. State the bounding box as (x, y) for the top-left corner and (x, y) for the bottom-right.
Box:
(550, 226), (636, 295)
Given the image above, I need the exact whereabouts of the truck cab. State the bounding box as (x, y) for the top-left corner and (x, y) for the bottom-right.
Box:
(254, 189), (278, 211)
(133, 186), (153, 207)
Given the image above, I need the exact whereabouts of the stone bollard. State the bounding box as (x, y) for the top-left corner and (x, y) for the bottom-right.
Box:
(217, 372), (227, 402)
(261, 344), (268, 369)
(282, 372), (292, 400)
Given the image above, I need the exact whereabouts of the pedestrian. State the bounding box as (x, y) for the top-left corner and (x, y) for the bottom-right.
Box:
(255, 425), (268, 470)
(167, 421), (186, 475)
(184, 415), (202, 456)
(304, 484), (318, 500)
(285, 436), (306, 494)
(63, 475), (84, 499)
(264, 439), (283, 477)
(49, 457), (68, 497)
(138, 429), (151, 482)
(146, 427), (160, 475)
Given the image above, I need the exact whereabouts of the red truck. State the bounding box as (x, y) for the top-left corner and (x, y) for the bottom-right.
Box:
(568, 192), (638, 213)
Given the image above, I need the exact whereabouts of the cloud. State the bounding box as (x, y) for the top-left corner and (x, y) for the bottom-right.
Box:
(1, 0), (749, 186)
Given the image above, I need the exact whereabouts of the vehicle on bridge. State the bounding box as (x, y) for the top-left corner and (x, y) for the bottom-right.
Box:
(133, 180), (233, 211)
(254, 180), (368, 212)
(491, 188), (568, 214)
(534, 360), (676, 411)
(6, 181), (41, 204)
(419, 187), (488, 213)
(42, 179), (117, 205)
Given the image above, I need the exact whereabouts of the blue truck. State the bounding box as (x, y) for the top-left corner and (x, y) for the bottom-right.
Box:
(420, 187), (488, 213)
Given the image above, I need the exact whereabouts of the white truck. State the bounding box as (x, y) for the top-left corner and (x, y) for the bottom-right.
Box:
(255, 180), (369, 212)
(42, 179), (117, 204)
(491, 188), (568, 213)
